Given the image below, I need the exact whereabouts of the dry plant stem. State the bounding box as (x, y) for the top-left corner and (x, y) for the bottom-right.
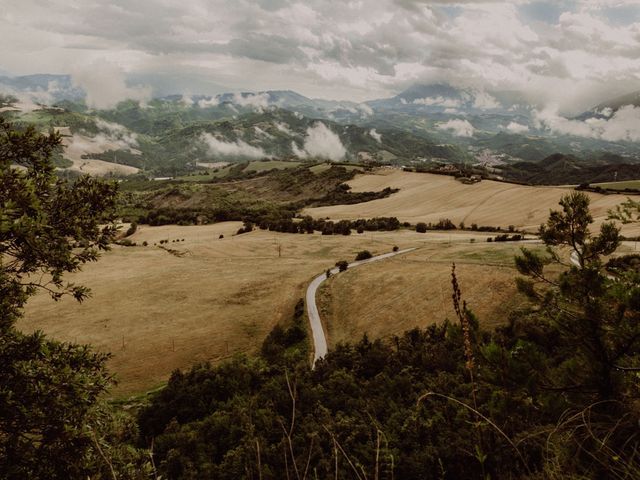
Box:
(283, 439), (291, 480)
(334, 437), (339, 480)
(547, 402), (640, 480)
(149, 437), (159, 480)
(419, 392), (531, 474)
(302, 437), (314, 480)
(323, 425), (366, 480)
(89, 429), (117, 480)
(451, 263), (485, 475)
(283, 370), (301, 480)
(374, 429), (380, 480)
(256, 439), (263, 480)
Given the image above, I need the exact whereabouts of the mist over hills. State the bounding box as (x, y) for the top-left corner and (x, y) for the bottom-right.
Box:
(1, 73), (640, 182)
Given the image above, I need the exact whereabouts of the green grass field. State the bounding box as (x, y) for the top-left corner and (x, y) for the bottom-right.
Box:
(309, 162), (364, 174)
(177, 160), (303, 181)
(245, 160), (302, 172)
(593, 180), (640, 190)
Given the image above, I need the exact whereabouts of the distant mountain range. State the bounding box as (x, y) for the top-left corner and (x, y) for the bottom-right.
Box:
(1, 73), (639, 181)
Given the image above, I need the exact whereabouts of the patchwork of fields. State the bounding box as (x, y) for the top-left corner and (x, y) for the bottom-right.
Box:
(21, 225), (521, 396)
(19, 168), (640, 397)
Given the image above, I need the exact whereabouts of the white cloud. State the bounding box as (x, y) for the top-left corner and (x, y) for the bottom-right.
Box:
(275, 121), (294, 135)
(291, 141), (308, 158)
(436, 119), (476, 137)
(94, 118), (139, 148)
(369, 128), (382, 143)
(232, 92), (270, 110)
(413, 96), (462, 108)
(535, 105), (640, 142)
(505, 121), (529, 134)
(72, 63), (151, 109)
(472, 90), (500, 109)
(200, 133), (267, 159)
(197, 96), (220, 108)
(1, 1), (640, 111)
(293, 122), (346, 161)
(253, 126), (273, 139)
(358, 103), (374, 116)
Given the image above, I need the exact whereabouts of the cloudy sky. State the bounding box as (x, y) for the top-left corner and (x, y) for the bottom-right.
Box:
(1, 0), (639, 112)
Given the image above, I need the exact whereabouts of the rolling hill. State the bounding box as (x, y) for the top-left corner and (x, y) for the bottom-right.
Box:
(304, 169), (640, 233)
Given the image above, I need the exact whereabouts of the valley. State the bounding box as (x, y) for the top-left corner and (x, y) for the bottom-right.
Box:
(21, 224), (519, 396)
(4, 2), (640, 476)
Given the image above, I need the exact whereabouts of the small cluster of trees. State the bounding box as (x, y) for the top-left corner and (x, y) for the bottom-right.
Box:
(606, 253), (640, 274)
(414, 220), (519, 234)
(488, 233), (523, 242)
(355, 250), (373, 261)
(311, 185), (399, 206)
(415, 218), (457, 232)
(250, 216), (401, 236)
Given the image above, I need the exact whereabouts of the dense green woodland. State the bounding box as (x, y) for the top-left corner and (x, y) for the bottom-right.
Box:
(2, 119), (640, 478)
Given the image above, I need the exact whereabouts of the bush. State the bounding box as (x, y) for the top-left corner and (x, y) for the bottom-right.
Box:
(355, 250), (373, 261)
(125, 222), (137, 237)
(356, 226), (364, 234)
(219, 234), (224, 239)
(142, 241), (148, 246)
(393, 245), (399, 252)
(416, 222), (427, 233)
(335, 260), (349, 272)
(433, 218), (456, 230)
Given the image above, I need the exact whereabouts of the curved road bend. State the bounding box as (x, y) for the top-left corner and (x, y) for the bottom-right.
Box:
(306, 248), (417, 366)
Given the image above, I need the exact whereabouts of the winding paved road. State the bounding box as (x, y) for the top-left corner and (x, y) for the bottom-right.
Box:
(306, 248), (417, 366)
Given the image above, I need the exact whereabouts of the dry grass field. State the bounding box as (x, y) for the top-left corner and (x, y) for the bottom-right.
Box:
(305, 170), (639, 234)
(19, 224), (519, 397)
(317, 241), (540, 348)
(59, 132), (140, 177)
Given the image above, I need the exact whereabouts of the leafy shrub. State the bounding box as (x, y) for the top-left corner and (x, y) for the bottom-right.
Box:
(416, 222), (427, 233)
(335, 260), (349, 272)
(355, 250), (373, 261)
(124, 222), (137, 237)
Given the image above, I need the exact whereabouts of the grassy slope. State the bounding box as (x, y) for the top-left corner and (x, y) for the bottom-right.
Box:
(593, 180), (640, 190)
(318, 240), (545, 346)
(305, 170), (640, 234)
(20, 226), (528, 397)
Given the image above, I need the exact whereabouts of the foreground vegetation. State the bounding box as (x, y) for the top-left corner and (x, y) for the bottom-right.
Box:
(3, 119), (640, 478)
(136, 192), (640, 479)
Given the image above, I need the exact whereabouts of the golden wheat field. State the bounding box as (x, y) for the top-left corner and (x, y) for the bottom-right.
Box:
(305, 170), (639, 234)
(20, 224), (521, 397)
(317, 242), (540, 347)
